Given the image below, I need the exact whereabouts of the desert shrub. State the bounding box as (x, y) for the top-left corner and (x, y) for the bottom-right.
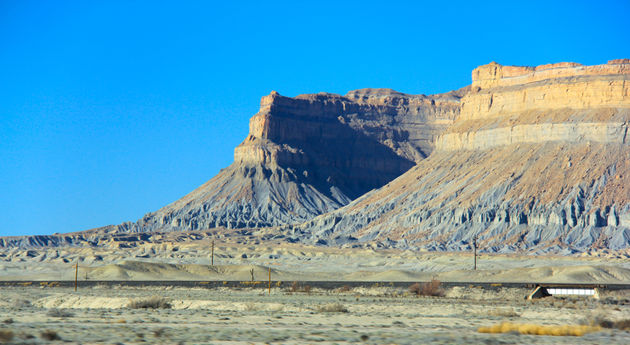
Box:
(153, 328), (166, 338)
(47, 309), (74, 318)
(409, 280), (444, 297)
(244, 302), (258, 311)
(488, 308), (520, 318)
(127, 296), (171, 309)
(338, 285), (352, 293)
(316, 303), (348, 313)
(290, 281), (299, 292)
(591, 317), (630, 331)
(614, 319), (630, 331)
(0, 329), (14, 342)
(40, 330), (61, 341)
(13, 299), (31, 308)
(421, 280), (444, 297)
(288, 282), (311, 293)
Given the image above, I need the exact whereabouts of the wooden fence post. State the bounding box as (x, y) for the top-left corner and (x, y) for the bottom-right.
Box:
(473, 236), (477, 271)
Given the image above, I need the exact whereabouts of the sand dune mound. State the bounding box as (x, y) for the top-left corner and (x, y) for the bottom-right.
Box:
(345, 269), (429, 282)
(89, 261), (283, 281)
(438, 265), (630, 284)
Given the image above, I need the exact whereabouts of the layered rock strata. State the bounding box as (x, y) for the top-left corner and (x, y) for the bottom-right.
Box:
(439, 60), (630, 150)
(123, 88), (464, 232)
(5, 60), (629, 254)
(294, 60), (630, 253)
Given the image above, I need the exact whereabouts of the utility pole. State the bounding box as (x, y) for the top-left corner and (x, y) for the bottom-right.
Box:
(211, 240), (215, 266)
(473, 235), (477, 271)
(74, 263), (78, 291)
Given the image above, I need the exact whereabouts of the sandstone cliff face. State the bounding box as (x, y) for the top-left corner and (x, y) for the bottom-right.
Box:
(437, 60), (630, 150)
(123, 88), (464, 232)
(4, 60), (629, 254)
(294, 61), (630, 253)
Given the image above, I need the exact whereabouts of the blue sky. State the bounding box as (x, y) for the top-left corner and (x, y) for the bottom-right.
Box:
(1, 0), (629, 236)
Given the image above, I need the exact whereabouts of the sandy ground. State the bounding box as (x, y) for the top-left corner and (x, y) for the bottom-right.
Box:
(0, 285), (628, 344)
(1, 242), (629, 344)
(1, 241), (630, 283)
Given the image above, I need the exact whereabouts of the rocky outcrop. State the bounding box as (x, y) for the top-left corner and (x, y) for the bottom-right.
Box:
(4, 60), (629, 254)
(121, 88), (464, 233)
(437, 60), (630, 150)
(294, 142), (630, 253)
(436, 119), (629, 151)
(293, 61), (630, 253)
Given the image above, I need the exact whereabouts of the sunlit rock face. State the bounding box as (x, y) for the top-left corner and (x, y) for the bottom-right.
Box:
(5, 60), (629, 255)
(126, 87), (464, 232)
(295, 60), (630, 254)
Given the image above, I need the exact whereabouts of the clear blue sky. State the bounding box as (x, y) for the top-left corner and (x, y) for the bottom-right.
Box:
(1, 0), (629, 236)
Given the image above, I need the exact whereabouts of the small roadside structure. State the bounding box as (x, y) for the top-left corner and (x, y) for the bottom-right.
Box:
(527, 284), (600, 300)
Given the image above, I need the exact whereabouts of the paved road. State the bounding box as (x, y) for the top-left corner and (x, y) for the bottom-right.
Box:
(1, 280), (628, 291)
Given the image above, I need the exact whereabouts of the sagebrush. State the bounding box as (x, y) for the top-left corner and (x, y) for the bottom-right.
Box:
(316, 303), (348, 313)
(409, 280), (444, 297)
(47, 309), (75, 318)
(127, 296), (172, 309)
(0, 329), (14, 342)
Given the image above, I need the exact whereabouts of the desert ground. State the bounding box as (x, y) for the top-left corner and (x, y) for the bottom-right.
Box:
(1, 240), (629, 343)
(1, 237), (630, 282)
(0, 284), (628, 344)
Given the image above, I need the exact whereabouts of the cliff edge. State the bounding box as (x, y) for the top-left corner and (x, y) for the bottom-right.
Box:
(125, 88), (463, 232)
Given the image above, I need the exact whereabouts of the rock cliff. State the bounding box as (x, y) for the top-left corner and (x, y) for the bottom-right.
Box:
(293, 60), (630, 253)
(122, 88), (464, 232)
(3, 60), (629, 254)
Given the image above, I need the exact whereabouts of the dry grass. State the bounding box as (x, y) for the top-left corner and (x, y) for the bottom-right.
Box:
(127, 296), (172, 309)
(478, 322), (601, 336)
(316, 303), (348, 313)
(409, 280), (444, 297)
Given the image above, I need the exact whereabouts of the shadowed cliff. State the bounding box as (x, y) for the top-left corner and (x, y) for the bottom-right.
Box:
(124, 88), (463, 232)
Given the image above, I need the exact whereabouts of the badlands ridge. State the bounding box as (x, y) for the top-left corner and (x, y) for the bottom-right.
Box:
(2, 59), (629, 255)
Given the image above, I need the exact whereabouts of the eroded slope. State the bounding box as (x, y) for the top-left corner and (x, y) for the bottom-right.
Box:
(294, 60), (630, 253)
(125, 88), (464, 232)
